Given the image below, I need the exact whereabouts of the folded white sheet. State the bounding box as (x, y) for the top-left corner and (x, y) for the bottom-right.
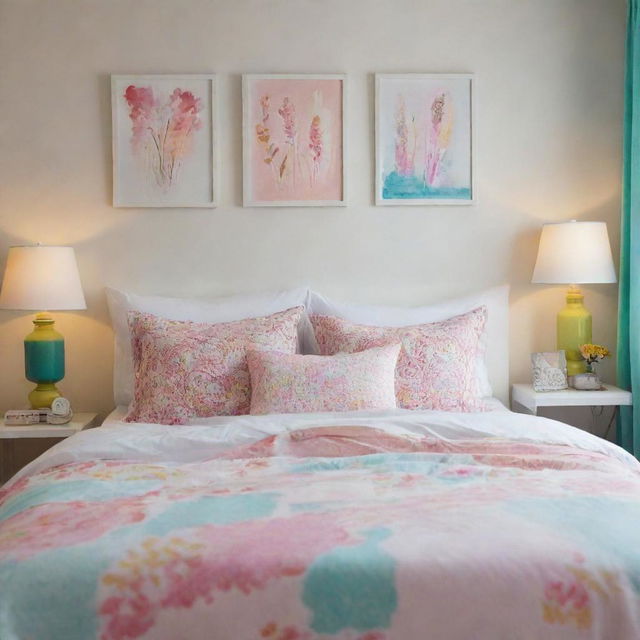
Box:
(9, 405), (635, 486)
(102, 396), (509, 427)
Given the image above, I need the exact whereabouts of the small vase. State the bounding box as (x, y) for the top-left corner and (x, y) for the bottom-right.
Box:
(570, 372), (601, 390)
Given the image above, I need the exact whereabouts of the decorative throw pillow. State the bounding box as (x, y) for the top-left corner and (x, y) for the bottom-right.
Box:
(106, 286), (312, 407)
(310, 306), (487, 412)
(126, 306), (304, 424)
(247, 344), (401, 415)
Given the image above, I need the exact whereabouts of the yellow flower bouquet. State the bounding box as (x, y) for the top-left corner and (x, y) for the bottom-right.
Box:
(579, 343), (610, 373)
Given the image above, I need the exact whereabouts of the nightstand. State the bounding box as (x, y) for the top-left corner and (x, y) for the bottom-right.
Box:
(0, 412), (99, 484)
(511, 384), (632, 439)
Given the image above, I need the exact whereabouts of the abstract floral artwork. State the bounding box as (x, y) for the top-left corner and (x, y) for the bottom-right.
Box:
(112, 75), (216, 207)
(376, 74), (473, 205)
(243, 74), (346, 206)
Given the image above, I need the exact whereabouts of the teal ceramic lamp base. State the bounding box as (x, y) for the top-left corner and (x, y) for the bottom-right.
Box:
(0, 245), (86, 408)
(24, 312), (65, 409)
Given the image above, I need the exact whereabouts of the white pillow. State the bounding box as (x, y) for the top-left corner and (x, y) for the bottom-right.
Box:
(307, 285), (510, 398)
(106, 287), (312, 407)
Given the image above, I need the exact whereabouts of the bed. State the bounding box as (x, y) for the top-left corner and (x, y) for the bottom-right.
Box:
(2, 287), (640, 640)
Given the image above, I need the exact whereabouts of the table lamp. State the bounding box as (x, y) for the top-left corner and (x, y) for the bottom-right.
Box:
(0, 245), (86, 408)
(531, 220), (616, 376)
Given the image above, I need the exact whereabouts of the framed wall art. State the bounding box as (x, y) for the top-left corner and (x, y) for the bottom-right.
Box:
(375, 73), (474, 206)
(243, 74), (346, 207)
(531, 351), (568, 392)
(112, 74), (217, 207)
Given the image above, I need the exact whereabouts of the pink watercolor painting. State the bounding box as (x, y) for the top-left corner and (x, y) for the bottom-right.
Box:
(244, 75), (345, 206)
(123, 85), (202, 189)
(112, 75), (216, 207)
(376, 74), (473, 205)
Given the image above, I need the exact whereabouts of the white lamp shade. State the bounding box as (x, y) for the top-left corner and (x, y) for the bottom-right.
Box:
(531, 221), (617, 284)
(0, 245), (87, 311)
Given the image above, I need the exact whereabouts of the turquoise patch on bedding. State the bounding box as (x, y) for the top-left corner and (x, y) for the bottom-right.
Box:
(0, 544), (110, 640)
(303, 527), (397, 633)
(0, 480), (161, 522)
(292, 453), (478, 476)
(144, 492), (279, 536)
(508, 496), (640, 590)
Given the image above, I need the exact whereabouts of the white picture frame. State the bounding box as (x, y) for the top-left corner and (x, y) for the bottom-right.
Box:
(375, 73), (474, 206)
(531, 351), (569, 392)
(112, 74), (218, 208)
(242, 73), (347, 207)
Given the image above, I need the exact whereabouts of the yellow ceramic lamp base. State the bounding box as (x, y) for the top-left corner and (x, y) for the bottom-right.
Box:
(28, 383), (62, 409)
(557, 285), (591, 376)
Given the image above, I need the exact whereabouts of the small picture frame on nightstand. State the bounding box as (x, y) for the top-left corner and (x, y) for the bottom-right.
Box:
(531, 350), (568, 392)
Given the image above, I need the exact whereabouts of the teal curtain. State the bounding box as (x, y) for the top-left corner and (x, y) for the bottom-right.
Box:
(618, 0), (640, 455)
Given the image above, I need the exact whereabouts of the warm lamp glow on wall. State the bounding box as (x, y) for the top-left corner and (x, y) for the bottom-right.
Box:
(531, 221), (616, 376)
(0, 245), (86, 408)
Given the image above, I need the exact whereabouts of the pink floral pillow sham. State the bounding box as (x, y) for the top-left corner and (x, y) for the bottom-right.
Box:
(310, 306), (487, 412)
(126, 306), (304, 424)
(247, 344), (400, 415)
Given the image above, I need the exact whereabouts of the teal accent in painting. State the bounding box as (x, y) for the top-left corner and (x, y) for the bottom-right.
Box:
(382, 171), (471, 200)
(0, 480), (162, 522)
(144, 492), (279, 536)
(24, 339), (64, 383)
(508, 496), (640, 591)
(302, 527), (397, 634)
(618, 0), (640, 456)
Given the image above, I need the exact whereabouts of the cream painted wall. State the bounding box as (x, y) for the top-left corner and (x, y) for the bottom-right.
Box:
(0, 0), (626, 428)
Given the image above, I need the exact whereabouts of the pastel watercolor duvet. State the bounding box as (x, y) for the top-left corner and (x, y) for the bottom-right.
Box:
(2, 408), (640, 640)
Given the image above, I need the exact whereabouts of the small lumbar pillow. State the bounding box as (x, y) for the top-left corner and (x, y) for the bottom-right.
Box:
(310, 306), (487, 412)
(126, 306), (304, 425)
(247, 344), (401, 415)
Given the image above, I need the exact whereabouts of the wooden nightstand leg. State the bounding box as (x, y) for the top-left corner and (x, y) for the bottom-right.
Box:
(603, 407), (618, 440)
(512, 400), (537, 416)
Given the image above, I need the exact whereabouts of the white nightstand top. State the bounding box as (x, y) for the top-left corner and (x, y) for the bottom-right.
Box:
(512, 383), (632, 414)
(0, 412), (99, 439)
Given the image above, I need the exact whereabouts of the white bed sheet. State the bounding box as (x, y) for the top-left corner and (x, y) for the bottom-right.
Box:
(10, 403), (636, 486)
(101, 396), (509, 428)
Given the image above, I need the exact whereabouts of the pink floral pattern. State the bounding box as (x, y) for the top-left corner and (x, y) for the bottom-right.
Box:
(311, 307), (487, 412)
(3, 426), (640, 639)
(1, 496), (148, 561)
(99, 513), (356, 640)
(123, 85), (203, 190)
(126, 307), (304, 424)
(541, 559), (623, 631)
(247, 344), (400, 415)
